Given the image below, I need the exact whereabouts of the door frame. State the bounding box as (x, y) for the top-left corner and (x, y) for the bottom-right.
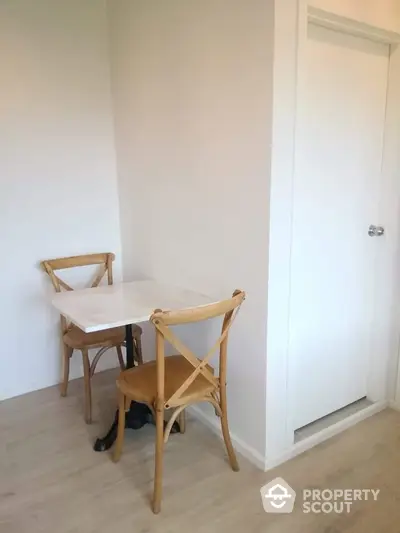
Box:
(266, 0), (400, 467)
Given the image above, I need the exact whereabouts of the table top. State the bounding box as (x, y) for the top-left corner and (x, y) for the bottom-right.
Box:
(51, 280), (217, 333)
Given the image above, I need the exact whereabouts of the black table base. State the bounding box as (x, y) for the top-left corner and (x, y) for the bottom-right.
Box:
(94, 401), (153, 451)
(93, 324), (179, 452)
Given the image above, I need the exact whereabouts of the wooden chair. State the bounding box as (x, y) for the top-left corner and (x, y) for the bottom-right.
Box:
(41, 253), (143, 424)
(113, 289), (245, 514)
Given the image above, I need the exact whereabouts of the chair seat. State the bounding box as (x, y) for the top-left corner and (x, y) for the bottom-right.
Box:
(117, 355), (216, 407)
(63, 324), (142, 350)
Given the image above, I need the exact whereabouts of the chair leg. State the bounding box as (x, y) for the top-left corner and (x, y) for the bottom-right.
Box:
(116, 345), (125, 371)
(211, 391), (221, 417)
(125, 395), (131, 411)
(152, 407), (164, 514)
(219, 388), (239, 472)
(60, 344), (72, 397)
(178, 410), (186, 434)
(113, 391), (126, 462)
(135, 335), (143, 365)
(82, 349), (92, 424)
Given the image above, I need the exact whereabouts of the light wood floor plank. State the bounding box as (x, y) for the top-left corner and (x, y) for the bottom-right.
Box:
(1, 369), (400, 532)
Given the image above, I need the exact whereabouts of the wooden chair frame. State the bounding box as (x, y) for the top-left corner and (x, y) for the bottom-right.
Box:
(113, 289), (245, 514)
(42, 253), (115, 331)
(41, 252), (143, 423)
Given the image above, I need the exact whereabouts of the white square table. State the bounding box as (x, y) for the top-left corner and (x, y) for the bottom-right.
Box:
(52, 280), (216, 450)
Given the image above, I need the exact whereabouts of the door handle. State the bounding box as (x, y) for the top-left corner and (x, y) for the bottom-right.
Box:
(368, 225), (385, 237)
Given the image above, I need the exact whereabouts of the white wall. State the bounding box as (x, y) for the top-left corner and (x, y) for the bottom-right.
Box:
(0, 0), (121, 400)
(108, 0), (274, 463)
(266, 0), (301, 466)
(310, 0), (400, 33)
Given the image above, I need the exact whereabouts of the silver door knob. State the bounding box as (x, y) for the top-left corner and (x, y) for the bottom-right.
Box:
(368, 225), (385, 237)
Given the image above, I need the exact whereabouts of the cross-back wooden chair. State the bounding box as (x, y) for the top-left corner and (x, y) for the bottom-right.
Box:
(41, 253), (143, 424)
(113, 289), (245, 514)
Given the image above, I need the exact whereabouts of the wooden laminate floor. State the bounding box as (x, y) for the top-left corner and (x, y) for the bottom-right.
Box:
(1, 369), (400, 533)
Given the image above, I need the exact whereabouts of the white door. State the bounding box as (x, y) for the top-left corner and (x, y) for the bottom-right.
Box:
(290, 23), (390, 429)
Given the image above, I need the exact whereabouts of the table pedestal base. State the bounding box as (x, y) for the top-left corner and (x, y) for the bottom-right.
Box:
(93, 401), (150, 451)
(93, 401), (180, 451)
(93, 324), (180, 452)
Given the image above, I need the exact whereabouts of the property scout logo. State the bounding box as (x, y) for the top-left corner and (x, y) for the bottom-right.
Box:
(260, 478), (380, 514)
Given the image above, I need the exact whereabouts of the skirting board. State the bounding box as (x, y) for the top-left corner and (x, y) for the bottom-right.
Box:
(264, 400), (388, 471)
(190, 401), (388, 472)
(188, 405), (266, 471)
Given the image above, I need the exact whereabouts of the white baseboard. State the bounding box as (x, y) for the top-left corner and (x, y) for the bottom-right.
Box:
(188, 405), (266, 471)
(190, 400), (388, 472)
(264, 400), (388, 471)
(389, 399), (400, 411)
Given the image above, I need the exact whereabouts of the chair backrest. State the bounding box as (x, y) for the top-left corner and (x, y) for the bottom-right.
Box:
(40, 252), (115, 332)
(41, 252), (115, 292)
(150, 289), (245, 409)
